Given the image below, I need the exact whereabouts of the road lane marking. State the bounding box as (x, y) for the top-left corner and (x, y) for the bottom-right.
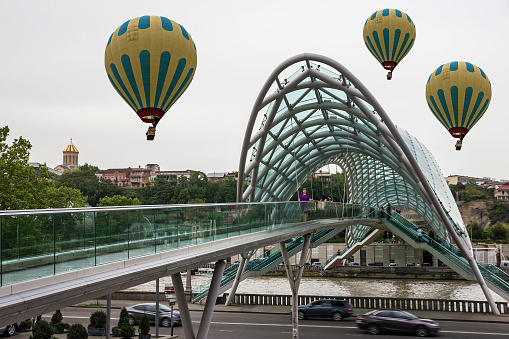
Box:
(441, 330), (509, 336)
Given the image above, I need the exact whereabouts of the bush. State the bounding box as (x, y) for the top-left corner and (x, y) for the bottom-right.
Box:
(118, 307), (135, 338)
(50, 309), (69, 331)
(89, 310), (106, 328)
(29, 320), (53, 339)
(67, 323), (88, 339)
(138, 313), (150, 335)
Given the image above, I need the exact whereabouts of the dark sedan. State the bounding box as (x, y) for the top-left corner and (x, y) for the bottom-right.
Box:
(126, 303), (181, 327)
(356, 309), (440, 337)
(296, 299), (354, 321)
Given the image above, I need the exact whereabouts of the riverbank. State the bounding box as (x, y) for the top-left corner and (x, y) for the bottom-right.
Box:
(266, 266), (464, 280)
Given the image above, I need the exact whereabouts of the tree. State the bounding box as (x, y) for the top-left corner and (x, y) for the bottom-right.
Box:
(56, 163), (122, 206)
(0, 126), (87, 210)
(97, 195), (140, 207)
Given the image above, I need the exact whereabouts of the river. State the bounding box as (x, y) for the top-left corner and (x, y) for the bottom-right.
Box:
(126, 274), (507, 302)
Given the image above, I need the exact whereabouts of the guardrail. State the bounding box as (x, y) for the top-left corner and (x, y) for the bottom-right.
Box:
(223, 293), (509, 314)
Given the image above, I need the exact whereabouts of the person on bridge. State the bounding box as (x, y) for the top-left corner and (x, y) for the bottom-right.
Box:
(299, 188), (312, 222)
(417, 228), (423, 242)
(386, 203), (392, 220)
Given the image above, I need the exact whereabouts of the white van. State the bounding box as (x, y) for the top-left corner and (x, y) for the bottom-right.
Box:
(500, 261), (509, 269)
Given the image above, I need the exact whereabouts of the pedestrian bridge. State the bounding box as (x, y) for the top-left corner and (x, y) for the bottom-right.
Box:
(0, 53), (505, 337)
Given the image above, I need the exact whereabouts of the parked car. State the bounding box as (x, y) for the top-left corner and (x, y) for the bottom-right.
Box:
(313, 262), (323, 267)
(0, 323), (18, 337)
(294, 299), (354, 321)
(389, 263), (398, 267)
(406, 263), (415, 267)
(356, 309), (440, 337)
(350, 262), (360, 266)
(126, 303), (181, 327)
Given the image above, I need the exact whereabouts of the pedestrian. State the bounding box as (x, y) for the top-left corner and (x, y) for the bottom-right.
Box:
(417, 228), (423, 242)
(386, 203), (392, 219)
(379, 206), (384, 219)
(429, 230), (435, 244)
(299, 188), (312, 222)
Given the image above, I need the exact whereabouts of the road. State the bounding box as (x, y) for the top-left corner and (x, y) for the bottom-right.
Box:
(9, 306), (506, 339)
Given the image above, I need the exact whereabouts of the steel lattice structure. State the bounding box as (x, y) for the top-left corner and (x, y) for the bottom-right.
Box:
(237, 53), (499, 311)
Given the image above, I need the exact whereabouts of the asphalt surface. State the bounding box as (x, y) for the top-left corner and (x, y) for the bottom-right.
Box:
(6, 299), (509, 339)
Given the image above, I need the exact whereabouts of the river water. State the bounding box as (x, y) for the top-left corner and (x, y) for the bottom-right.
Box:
(126, 275), (506, 302)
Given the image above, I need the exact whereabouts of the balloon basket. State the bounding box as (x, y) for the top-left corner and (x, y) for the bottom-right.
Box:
(387, 71), (393, 80)
(146, 127), (156, 141)
(455, 140), (462, 151)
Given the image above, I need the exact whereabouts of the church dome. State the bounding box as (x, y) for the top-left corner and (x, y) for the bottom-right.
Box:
(63, 140), (79, 153)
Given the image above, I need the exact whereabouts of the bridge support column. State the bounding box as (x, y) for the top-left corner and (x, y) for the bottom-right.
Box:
(155, 278), (160, 338)
(281, 234), (311, 339)
(226, 250), (255, 306)
(185, 269), (192, 302)
(171, 272), (195, 339)
(106, 294), (111, 339)
(196, 260), (226, 339)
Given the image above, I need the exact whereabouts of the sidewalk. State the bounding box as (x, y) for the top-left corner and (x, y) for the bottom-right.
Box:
(84, 298), (509, 324)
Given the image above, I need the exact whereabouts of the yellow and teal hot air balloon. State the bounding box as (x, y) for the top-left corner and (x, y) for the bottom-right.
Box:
(363, 9), (416, 80)
(105, 16), (197, 140)
(425, 61), (491, 150)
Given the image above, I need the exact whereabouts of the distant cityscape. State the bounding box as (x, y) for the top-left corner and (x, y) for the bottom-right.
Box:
(31, 140), (509, 200)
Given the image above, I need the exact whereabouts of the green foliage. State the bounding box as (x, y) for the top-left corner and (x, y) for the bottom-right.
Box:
(138, 313), (150, 335)
(470, 222), (485, 240)
(489, 201), (509, 224)
(486, 223), (509, 241)
(88, 310), (106, 328)
(118, 307), (135, 338)
(97, 195), (140, 206)
(67, 323), (88, 339)
(56, 163), (122, 206)
(29, 320), (53, 339)
(50, 309), (69, 331)
(290, 173), (346, 202)
(0, 126), (87, 210)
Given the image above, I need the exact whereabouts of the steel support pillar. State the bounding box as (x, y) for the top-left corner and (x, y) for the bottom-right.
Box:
(155, 278), (160, 337)
(196, 260), (226, 339)
(106, 294), (111, 339)
(281, 234), (311, 339)
(226, 250), (255, 306)
(185, 269), (193, 302)
(171, 272), (195, 339)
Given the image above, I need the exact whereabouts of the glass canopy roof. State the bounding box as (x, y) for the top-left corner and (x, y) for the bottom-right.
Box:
(238, 54), (466, 243)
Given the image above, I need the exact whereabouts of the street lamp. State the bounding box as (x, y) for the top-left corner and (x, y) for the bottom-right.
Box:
(164, 283), (177, 337)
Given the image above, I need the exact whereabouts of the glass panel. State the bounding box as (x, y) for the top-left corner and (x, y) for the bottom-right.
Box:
(95, 210), (128, 265)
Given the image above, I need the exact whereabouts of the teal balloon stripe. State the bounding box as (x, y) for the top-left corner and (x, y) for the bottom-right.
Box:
(391, 29), (401, 61)
(365, 37), (383, 63)
(397, 38), (414, 63)
(428, 96), (450, 129)
(159, 58), (186, 110)
(383, 28), (390, 61)
(164, 67), (195, 111)
(110, 63), (139, 111)
(437, 89), (454, 128)
(450, 86), (459, 126)
(140, 50), (151, 107)
(471, 99), (490, 127)
(372, 31), (386, 62)
(464, 92), (485, 129)
(462, 87), (473, 128)
(154, 51), (171, 108)
(394, 33), (410, 63)
(121, 55), (144, 109)
(107, 74), (136, 112)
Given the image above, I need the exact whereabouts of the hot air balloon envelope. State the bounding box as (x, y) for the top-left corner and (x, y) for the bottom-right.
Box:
(105, 15), (197, 139)
(425, 61), (491, 149)
(363, 9), (416, 79)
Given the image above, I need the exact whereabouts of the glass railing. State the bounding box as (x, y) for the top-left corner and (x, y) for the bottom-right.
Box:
(0, 201), (372, 287)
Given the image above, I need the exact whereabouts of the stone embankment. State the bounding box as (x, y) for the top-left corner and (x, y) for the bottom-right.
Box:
(265, 266), (465, 280)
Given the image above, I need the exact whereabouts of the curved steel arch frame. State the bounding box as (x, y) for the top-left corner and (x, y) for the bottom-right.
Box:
(237, 53), (498, 312)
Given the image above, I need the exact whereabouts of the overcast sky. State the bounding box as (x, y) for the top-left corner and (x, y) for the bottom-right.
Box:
(1, 1), (508, 180)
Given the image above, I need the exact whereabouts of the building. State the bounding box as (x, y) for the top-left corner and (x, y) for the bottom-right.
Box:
(29, 162), (62, 179)
(96, 165), (199, 188)
(207, 172), (227, 182)
(54, 140), (79, 173)
(494, 183), (509, 201)
(445, 174), (504, 186)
